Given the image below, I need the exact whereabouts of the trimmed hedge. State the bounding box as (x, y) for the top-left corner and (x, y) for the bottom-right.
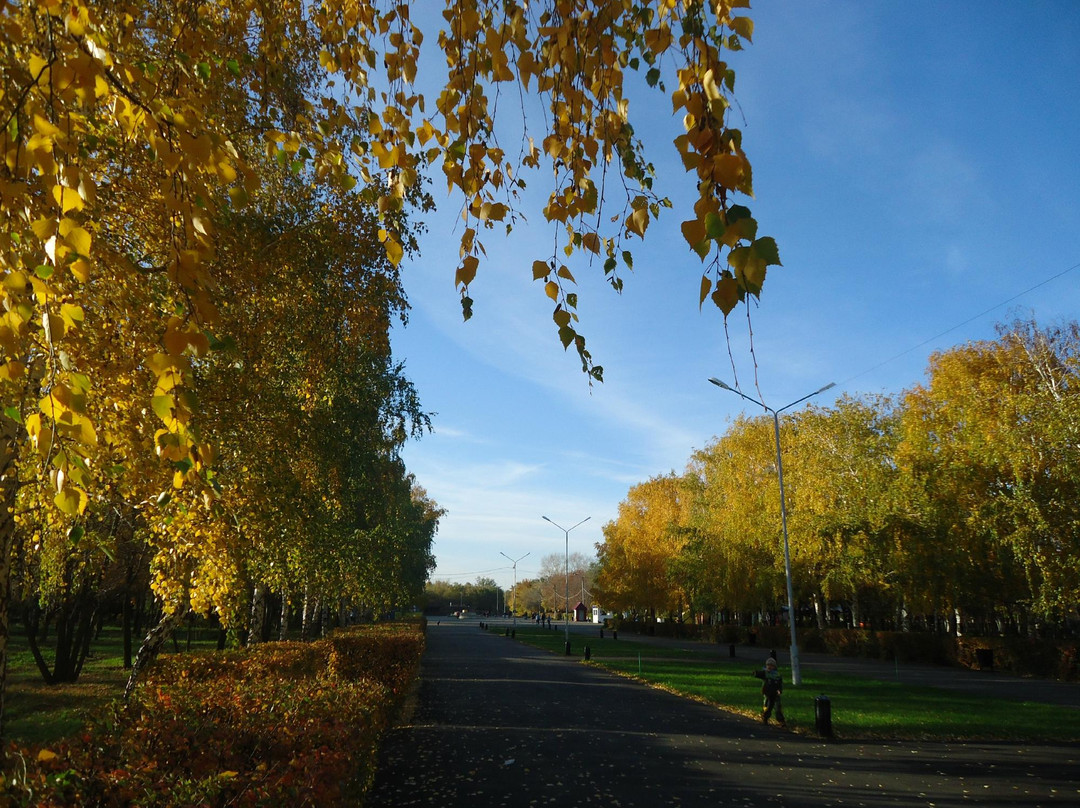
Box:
(1, 621), (424, 806)
(609, 617), (1079, 680)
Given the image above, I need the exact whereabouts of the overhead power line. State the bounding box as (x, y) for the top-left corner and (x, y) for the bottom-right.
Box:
(841, 258), (1080, 387)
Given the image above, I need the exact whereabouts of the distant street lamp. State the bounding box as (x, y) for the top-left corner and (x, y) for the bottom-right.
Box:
(542, 515), (591, 652)
(708, 377), (835, 686)
(500, 551), (530, 629)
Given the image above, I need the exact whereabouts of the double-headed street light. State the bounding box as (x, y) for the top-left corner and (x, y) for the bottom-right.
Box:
(499, 551), (530, 628)
(541, 515), (591, 653)
(708, 378), (835, 686)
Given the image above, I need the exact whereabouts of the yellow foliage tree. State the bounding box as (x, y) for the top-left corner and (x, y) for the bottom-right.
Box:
(1, 0), (773, 732)
(595, 474), (692, 619)
(898, 319), (1080, 626)
(684, 416), (783, 615)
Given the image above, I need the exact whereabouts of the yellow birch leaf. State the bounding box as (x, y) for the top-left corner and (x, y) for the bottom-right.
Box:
(455, 255), (478, 287)
(31, 217), (56, 240)
(55, 487), (87, 515)
(3, 271), (28, 292)
(188, 331), (210, 356)
(33, 113), (61, 138)
(152, 395), (175, 422)
(60, 303), (84, 326)
(681, 217), (706, 251)
(148, 353), (175, 375)
(544, 281), (559, 301)
(532, 261), (549, 281)
(699, 275), (711, 308)
(0, 361), (25, 380)
(52, 185), (83, 212)
(218, 161), (238, 182)
(74, 412), (97, 444)
(69, 259), (91, 282)
(711, 276), (739, 315)
(385, 237), (403, 266)
(36, 749), (58, 763)
(163, 325), (188, 357)
(62, 224), (92, 257)
(732, 16), (754, 40)
(29, 54), (49, 80)
(711, 153), (746, 191)
(643, 26), (673, 55)
(40, 392), (66, 420)
(626, 208), (649, 237)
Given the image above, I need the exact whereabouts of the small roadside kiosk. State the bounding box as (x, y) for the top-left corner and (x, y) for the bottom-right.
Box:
(573, 602), (588, 622)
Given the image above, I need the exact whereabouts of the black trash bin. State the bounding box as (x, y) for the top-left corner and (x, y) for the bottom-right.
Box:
(975, 648), (994, 670)
(814, 695), (833, 738)
(729, 643), (736, 658)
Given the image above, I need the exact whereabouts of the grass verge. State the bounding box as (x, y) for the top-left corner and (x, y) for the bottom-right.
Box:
(509, 626), (1080, 742)
(5, 626), (220, 745)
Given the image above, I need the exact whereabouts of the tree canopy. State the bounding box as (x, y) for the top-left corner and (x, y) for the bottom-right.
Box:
(595, 319), (1080, 633)
(1, 0), (777, 731)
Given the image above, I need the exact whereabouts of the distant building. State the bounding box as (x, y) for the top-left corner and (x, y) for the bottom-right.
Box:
(573, 602), (588, 622)
(591, 605), (614, 624)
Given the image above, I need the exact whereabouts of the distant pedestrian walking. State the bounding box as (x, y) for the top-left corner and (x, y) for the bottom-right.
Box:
(752, 657), (785, 726)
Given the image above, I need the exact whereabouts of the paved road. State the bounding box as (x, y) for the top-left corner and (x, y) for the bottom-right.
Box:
(365, 621), (1080, 807)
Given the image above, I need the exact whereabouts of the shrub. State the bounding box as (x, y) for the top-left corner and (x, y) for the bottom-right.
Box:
(1, 621), (425, 807)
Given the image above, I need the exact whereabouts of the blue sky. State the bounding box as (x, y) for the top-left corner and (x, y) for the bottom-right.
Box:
(390, 2), (1080, 591)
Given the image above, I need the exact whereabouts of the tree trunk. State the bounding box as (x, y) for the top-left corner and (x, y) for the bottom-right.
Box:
(122, 591), (133, 669)
(301, 586), (317, 642)
(946, 608), (958, 637)
(812, 592), (826, 630)
(248, 584), (266, 646)
(0, 414), (21, 739)
(278, 595), (290, 641)
(123, 607), (189, 701)
(24, 603), (56, 685)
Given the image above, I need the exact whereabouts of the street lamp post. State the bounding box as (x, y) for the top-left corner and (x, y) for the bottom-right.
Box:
(542, 515), (591, 653)
(500, 551), (530, 629)
(708, 377), (835, 686)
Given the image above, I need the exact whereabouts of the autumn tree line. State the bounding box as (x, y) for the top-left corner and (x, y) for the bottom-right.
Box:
(0, 0), (458, 728)
(595, 319), (1080, 639)
(427, 553), (598, 617)
(4, 0), (779, 737)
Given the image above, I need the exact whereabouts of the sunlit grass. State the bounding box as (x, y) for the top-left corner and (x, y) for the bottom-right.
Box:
(5, 625), (220, 745)
(510, 627), (1080, 742)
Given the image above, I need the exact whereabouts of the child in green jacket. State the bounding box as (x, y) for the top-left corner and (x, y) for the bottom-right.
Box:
(752, 657), (786, 725)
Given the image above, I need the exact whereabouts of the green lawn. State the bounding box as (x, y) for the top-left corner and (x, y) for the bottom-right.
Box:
(509, 626), (1080, 742)
(5, 624), (221, 745)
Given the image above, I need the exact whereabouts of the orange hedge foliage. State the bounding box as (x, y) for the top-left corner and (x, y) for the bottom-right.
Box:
(1, 621), (424, 806)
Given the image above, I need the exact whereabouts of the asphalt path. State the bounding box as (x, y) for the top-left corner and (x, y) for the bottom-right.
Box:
(365, 620), (1080, 807)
